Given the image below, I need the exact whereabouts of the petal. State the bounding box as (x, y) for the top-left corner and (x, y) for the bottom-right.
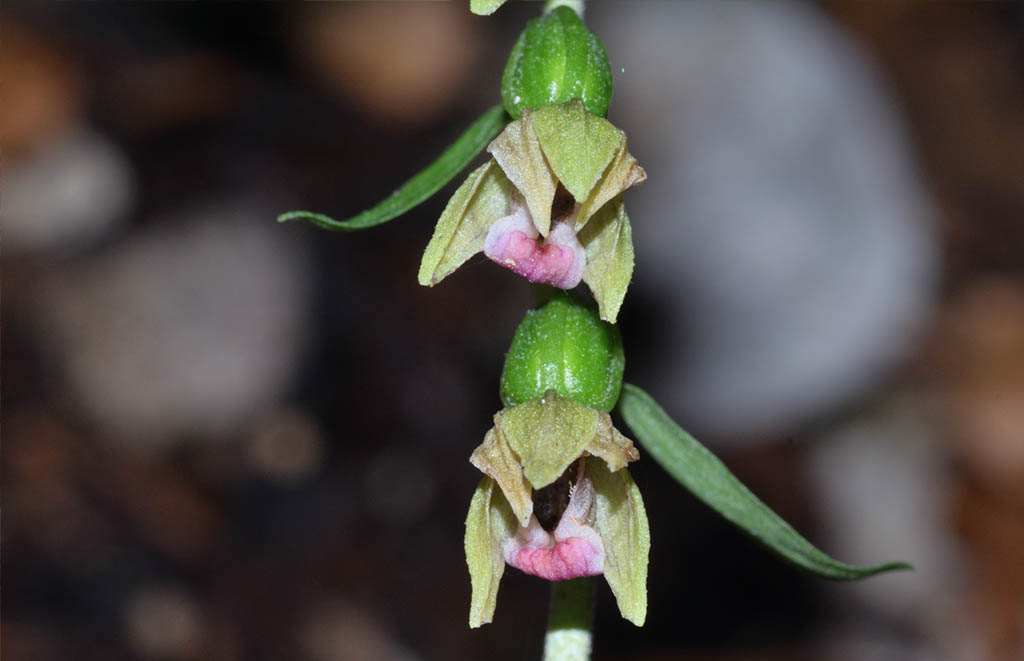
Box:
(484, 215), (585, 289)
(465, 476), (519, 628)
(470, 427), (534, 527)
(579, 196), (634, 323)
(554, 471), (598, 537)
(587, 456), (650, 626)
(584, 413), (640, 473)
(418, 160), (515, 287)
(488, 116), (558, 237)
(576, 144), (646, 230)
(495, 392), (600, 490)
(531, 100), (622, 205)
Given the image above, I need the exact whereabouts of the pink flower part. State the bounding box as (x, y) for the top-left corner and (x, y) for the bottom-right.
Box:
(484, 209), (585, 289)
(504, 476), (604, 581)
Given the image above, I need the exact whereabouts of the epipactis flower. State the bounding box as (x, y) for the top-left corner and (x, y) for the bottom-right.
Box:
(464, 391), (650, 628)
(418, 100), (646, 323)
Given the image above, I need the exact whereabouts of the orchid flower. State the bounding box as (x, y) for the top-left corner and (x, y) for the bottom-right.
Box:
(464, 391), (650, 628)
(418, 100), (645, 323)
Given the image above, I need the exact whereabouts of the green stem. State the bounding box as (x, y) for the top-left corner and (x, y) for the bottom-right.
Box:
(542, 578), (595, 661)
(543, 0), (583, 18)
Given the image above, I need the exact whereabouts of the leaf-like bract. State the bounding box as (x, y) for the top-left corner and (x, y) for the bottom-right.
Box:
(279, 105), (507, 232)
(618, 383), (913, 580)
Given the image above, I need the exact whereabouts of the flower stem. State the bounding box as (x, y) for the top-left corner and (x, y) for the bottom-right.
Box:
(542, 577), (595, 661)
(543, 0), (583, 18)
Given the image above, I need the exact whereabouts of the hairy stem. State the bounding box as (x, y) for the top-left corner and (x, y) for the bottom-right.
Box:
(542, 577), (595, 661)
(543, 0), (583, 18)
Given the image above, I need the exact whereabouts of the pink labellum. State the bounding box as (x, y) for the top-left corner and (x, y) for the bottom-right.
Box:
(504, 476), (604, 581)
(484, 209), (585, 289)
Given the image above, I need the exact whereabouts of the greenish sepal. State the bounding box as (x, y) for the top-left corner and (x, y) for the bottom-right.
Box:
(470, 0), (508, 15)
(278, 105), (507, 232)
(587, 456), (649, 626)
(465, 476), (518, 628)
(470, 427), (535, 526)
(418, 160), (515, 286)
(486, 111), (557, 237)
(579, 196), (634, 323)
(501, 294), (624, 410)
(501, 7), (612, 119)
(496, 394), (599, 491)
(530, 101), (621, 204)
(470, 391), (639, 526)
(618, 383), (914, 580)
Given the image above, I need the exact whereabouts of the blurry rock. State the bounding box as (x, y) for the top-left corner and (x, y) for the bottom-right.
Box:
(293, 2), (483, 125)
(934, 278), (1024, 659)
(952, 475), (1024, 661)
(936, 278), (1024, 495)
(596, 1), (937, 441)
(4, 125), (134, 255)
(1, 24), (131, 255)
(33, 205), (310, 449)
(816, 630), (937, 661)
(246, 407), (326, 485)
(301, 599), (420, 661)
(6, 408), (222, 565)
(836, 3), (1024, 280)
(0, 24), (82, 157)
(807, 395), (967, 656)
(124, 585), (203, 659)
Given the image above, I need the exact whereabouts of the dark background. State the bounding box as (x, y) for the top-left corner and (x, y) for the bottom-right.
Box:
(4, 2), (1024, 659)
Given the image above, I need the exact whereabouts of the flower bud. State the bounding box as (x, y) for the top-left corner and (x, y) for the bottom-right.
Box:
(500, 6), (613, 119)
(501, 294), (624, 411)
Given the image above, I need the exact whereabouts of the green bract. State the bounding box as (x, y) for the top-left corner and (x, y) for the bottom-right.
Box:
(501, 6), (613, 119)
(501, 295), (624, 411)
(280, 105), (507, 232)
(618, 384), (913, 580)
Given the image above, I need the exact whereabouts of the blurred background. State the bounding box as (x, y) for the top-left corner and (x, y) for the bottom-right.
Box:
(3, 1), (1023, 659)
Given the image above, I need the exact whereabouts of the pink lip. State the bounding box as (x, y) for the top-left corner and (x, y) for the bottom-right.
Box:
(484, 209), (585, 289)
(503, 475), (604, 581)
(508, 535), (604, 581)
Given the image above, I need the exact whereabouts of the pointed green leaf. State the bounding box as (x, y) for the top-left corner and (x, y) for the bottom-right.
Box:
(497, 392), (599, 489)
(418, 160), (514, 286)
(470, 0), (508, 15)
(465, 477), (518, 628)
(587, 456), (649, 626)
(618, 384), (913, 580)
(279, 105), (507, 232)
(531, 100), (622, 203)
(579, 197), (634, 323)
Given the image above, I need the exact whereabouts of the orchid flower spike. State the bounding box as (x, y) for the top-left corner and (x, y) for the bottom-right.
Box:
(418, 100), (646, 323)
(464, 391), (651, 628)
